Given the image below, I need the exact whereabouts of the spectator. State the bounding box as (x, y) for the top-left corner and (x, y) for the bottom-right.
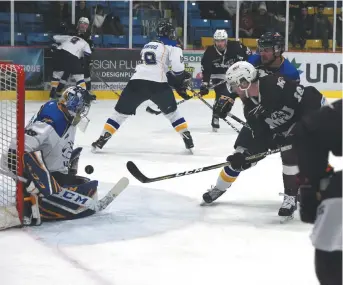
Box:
(313, 3), (331, 51)
(46, 1), (70, 33)
(291, 6), (313, 49)
(223, 1), (238, 19)
(92, 4), (106, 34)
(102, 13), (125, 36)
(239, 1), (255, 37)
(253, 2), (271, 37)
(76, 1), (91, 24)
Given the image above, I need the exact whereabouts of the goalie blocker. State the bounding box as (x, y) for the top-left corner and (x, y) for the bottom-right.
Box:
(22, 150), (98, 225)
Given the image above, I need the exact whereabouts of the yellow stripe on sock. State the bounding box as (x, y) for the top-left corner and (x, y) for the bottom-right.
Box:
(220, 169), (237, 183)
(104, 123), (116, 135)
(51, 81), (59, 87)
(175, 122), (188, 132)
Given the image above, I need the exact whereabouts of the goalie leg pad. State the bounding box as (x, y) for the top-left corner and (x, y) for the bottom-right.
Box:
(23, 151), (61, 197)
(40, 175), (98, 221)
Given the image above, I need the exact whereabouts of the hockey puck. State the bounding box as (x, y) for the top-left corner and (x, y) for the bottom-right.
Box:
(85, 165), (94, 174)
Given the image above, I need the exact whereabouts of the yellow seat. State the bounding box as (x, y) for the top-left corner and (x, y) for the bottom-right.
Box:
(305, 39), (323, 49)
(307, 7), (315, 15)
(323, 7), (334, 15)
(201, 37), (213, 48)
(242, 38), (258, 48)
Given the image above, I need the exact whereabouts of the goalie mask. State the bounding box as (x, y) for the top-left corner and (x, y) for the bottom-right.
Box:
(60, 86), (95, 125)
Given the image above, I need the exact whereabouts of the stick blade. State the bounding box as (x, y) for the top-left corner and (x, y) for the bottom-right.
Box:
(126, 161), (149, 183)
(98, 177), (130, 211)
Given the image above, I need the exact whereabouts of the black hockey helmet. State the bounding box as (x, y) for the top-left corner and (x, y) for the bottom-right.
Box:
(156, 21), (176, 40)
(257, 32), (285, 55)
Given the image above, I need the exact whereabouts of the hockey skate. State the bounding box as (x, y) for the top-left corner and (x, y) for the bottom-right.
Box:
(181, 131), (194, 153)
(278, 193), (297, 223)
(211, 116), (220, 132)
(91, 132), (112, 153)
(202, 186), (226, 204)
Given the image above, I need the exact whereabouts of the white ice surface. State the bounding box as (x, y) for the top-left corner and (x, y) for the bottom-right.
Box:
(2, 98), (341, 285)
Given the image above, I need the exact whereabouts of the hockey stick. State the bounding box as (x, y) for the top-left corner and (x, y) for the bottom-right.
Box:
(0, 168), (129, 212)
(188, 87), (251, 131)
(146, 98), (188, 115)
(127, 145), (292, 183)
(91, 70), (122, 98)
(145, 80), (227, 115)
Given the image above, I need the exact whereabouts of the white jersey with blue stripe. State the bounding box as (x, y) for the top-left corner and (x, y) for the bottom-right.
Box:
(53, 35), (92, 59)
(131, 38), (184, 83)
(22, 101), (77, 174)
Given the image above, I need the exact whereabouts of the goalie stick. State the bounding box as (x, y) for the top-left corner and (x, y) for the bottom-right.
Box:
(0, 168), (129, 212)
(127, 145), (292, 183)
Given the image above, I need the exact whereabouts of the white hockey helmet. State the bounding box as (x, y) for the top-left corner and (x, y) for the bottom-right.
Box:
(213, 29), (228, 51)
(213, 29), (228, 40)
(225, 61), (258, 91)
(77, 17), (90, 33)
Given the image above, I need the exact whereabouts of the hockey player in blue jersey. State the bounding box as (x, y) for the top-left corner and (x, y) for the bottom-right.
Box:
(248, 32), (300, 82)
(6, 86), (106, 226)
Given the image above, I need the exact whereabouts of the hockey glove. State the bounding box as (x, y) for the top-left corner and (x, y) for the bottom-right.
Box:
(175, 88), (192, 100)
(213, 95), (234, 119)
(199, 82), (209, 96)
(226, 152), (252, 171)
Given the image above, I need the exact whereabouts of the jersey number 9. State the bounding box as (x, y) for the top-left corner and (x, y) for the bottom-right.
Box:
(143, 51), (157, 65)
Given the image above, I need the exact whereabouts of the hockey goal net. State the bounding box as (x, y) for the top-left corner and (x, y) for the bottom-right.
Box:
(0, 63), (25, 230)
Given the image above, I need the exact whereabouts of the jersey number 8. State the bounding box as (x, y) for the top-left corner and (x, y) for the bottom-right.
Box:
(143, 51), (157, 65)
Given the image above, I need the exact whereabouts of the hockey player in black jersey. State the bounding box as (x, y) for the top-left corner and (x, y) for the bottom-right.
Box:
(203, 61), (326, 221)
(200, 29), (251, 131)
(248, 32), (300, 82)
(291, 99), (342, 284)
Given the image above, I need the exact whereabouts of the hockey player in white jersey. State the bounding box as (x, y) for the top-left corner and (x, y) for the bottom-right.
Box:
(91, 22), (194, 152)
(50, 17), (92, 99)
(7, 86), (100, 225)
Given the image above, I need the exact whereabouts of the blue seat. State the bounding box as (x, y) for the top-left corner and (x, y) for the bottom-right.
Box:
(0, 12), (10, 23)
(211, 20), (232, 30)
(0, 23), (10, 32)
(19, 13), (44, 32)
(27, 33), (51, 45)
(121, 17), (141, 27)
(132, 26), (142, 35)
(190, 19), (210, 27)
(92, 34), (102, 47)
(109, 1), (129, 9)
(0, 32), (10, 45)
(103, 35), (127, 47)
(19, 13), (43, 24)
(15, 32), (26, 45)
(132, 35), (149, 47)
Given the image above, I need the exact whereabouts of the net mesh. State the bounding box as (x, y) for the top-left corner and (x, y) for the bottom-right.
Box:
(0, 63), (24, 229)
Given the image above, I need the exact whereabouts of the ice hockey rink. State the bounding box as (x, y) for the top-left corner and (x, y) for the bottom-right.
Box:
(2, 98), (341, 285)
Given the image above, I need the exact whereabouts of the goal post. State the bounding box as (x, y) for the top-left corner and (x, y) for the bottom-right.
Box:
(0, 63), (25, 230)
